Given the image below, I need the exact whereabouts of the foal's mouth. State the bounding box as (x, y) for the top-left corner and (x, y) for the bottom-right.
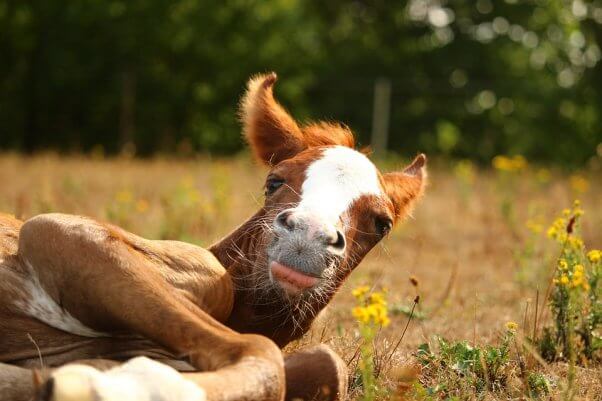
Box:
(269, 260), (321, 296)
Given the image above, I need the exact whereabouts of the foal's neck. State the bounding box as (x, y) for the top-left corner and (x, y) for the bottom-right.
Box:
(209, 209), (266, 277)
(209, 210), (334, 347)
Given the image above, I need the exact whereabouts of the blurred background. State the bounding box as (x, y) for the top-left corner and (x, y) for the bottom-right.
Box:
(1, 0), (601, 167)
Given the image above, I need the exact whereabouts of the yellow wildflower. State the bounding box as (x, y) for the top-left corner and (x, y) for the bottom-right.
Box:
(573, 200), (584, 216)
(567, 236), (584, 250)
(352, 286), (370, 299)
(587, 250), (601, 264)
(352, 306), (370, 324)
(559, 275), (569, 285)
(492, 155), (527, 172)
(572, 266), (584, 284)
(369, 292), (387, 305)
(505, 321), (518, 331)
(352, 287), (391, 327)
(368, 303), (390, 327)
(547, 217), (567, 242)
(558, 259), (568, 270)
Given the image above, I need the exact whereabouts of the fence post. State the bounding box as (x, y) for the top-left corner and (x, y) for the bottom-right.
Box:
(371, 78), (392, 156)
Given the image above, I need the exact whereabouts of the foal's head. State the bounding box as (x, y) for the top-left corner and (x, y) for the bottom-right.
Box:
(237, 73), (426, 305)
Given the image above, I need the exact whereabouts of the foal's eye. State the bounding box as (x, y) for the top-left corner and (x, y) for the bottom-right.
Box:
(265, 177), (284, 196)
(374, 216), (393, 237)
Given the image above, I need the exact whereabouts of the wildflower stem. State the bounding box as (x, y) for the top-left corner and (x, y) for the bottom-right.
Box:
(539, 240), (569, 337)
(533, 289), (539, 342)
(522, 300), (530, 337)
(382, 295), (419, 375)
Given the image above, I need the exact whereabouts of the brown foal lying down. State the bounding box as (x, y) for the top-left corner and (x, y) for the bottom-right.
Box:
(0, 73), (427, 401)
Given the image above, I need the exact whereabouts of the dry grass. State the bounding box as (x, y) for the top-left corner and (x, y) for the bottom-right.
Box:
(1, 153), (600, 400)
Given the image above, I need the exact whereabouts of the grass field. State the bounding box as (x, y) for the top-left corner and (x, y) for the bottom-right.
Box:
(1, 153), (600, 400)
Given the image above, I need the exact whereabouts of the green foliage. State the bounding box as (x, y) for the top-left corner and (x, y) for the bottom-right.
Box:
(415, 332), (515, 397)
(1, 1), (601, 165)
(527, 372), (550, 398)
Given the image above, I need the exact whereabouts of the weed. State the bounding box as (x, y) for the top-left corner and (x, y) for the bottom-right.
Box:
(415, 326), (516, 397)
(350, 286), (391, 401)
(527, 372), (550, 398)
(539, 201), (601, 364)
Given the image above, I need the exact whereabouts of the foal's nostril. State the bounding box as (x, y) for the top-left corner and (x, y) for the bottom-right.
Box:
(276, 210), (295, 231)
(329, 230), (346, 250)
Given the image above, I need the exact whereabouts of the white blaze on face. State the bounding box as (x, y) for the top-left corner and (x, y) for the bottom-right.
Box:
(298, 146), (382, 227)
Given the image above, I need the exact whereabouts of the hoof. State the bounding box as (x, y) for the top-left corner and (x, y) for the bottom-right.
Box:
(285, 344), (348, 401)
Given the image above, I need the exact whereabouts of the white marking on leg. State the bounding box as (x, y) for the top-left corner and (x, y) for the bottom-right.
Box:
(17, 260), (107, 338)
(52, 357), (206, 401)
(298, 146), (382, 225)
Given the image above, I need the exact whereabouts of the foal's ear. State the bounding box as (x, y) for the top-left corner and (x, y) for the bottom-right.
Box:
(382, 154), (427, 221)
(240, 73), (306, 165)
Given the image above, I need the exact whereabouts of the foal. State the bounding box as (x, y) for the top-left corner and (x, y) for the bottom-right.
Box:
(0, 73), (426, 401)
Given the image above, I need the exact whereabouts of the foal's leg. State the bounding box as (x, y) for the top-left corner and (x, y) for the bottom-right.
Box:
(19, 215), (284, 401)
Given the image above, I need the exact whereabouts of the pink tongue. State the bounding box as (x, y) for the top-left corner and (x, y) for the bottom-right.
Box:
(271, 261), (318, 289)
